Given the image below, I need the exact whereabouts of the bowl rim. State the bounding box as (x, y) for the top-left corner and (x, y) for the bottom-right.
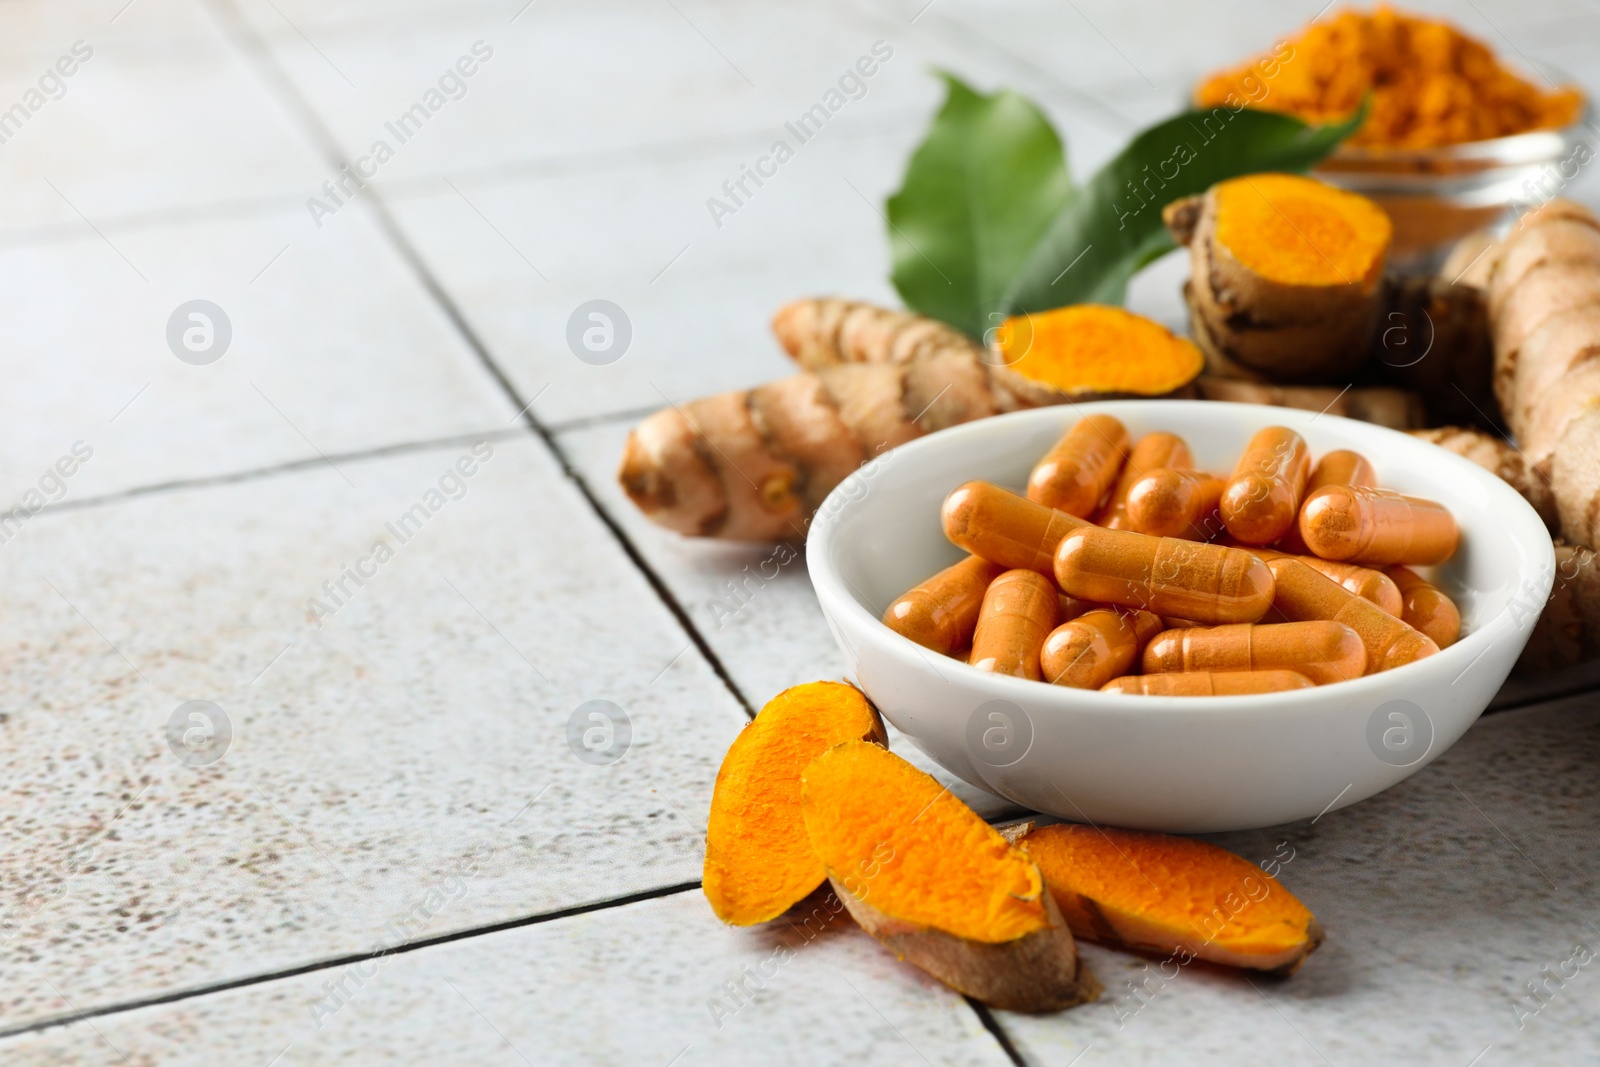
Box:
(805, 400), (1556, 716)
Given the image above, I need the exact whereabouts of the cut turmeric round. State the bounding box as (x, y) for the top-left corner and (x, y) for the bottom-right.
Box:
(991, 305), (1203, 400)
(1165, 174), (1394, 381)
(702, 682), (886, 926)
(1020, 823), (1324, 975)
(802, 741), (1098, 1011)
(1213, 175), (1391, 291)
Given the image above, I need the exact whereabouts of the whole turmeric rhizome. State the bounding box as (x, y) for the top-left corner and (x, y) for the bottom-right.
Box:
(701, 681), (1323, 1012)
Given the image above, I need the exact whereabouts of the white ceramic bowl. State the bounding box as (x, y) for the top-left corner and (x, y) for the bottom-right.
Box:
(806, 401), (1554, 833)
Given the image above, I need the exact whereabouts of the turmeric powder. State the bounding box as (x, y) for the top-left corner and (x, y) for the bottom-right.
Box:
(702, 682), (886, 926)
(1019, 823), (1324, 975)
(1196, 6), (1584, 149)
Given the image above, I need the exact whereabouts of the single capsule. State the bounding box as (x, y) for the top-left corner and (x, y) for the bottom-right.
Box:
(1054, 526), (1275, 624)
(1247, 545), (1403, 616)
(1125, 469), (1226, 540)
(942, 481), (1087, 576)
(1298, 485), (1460, 566)
(1266, 558), (1439, 673)
(882, 555), (1005, 655)
(1042, 609), (1163, 690)
(969, 569), (1059, 680)
(1386, 565), (1462, 649)
(1101, 670), (1315, 696)
(1221, 426), (1312, 545)
(1141, 620), (1365, 686)
(1098, 432), (1193, 529)
(1028, 414), (1131, 516)
(1277, 450), (1375, 553)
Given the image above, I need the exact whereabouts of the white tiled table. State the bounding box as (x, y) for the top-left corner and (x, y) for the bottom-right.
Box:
(1, 1), (1596, 1063)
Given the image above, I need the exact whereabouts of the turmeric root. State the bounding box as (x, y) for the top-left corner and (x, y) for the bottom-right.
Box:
(1482, 201), (1600, 555)
(1166, 173), (1393, 381)
(618, 349), (1034, 540)
(1019, 823), (1324, 976)
(1518, 541), (1600, 672)
(1409, 426), (1600, 670)
(772, 297), (988, 370)
(703, 682), (886, 926)
(1408, 427), (1558, 530)
(777, 298), (1203, 406)
(801, 741), (1098, 1011)
(1195, 377), (1425, 430)
(1489, 204), (1600, 477)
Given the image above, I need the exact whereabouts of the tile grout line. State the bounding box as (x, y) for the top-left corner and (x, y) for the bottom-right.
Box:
(198, 0), (757, 722)
(22, 427), (531, 522)
(0, 882), (703, 1044)
(967, 999), (1028, 1067)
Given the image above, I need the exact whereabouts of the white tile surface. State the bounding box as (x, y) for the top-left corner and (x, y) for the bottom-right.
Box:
(0, 197), (516, 502)
(0, 437), (748, 1030)
(381, 112), (1127, 428)
(0, 14), (329, 236)
(556, 416), (1024, 821)
(254, 0), (1126, 191)
(0, 890), (1013, 1066)
(1, 1), (1596, 1063)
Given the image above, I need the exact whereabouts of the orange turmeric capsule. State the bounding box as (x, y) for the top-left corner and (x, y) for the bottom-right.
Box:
(1277, 450), (1375, 552)
(1309, 449), (1376, 491)
(1053, 526), (1275, 624)
(942, 481), (1087, 576)
(1298, 485), (1460, 566)
(1041, 609), (1163, 689)
(1386, 565), (1462, 649)
(1247, 545), (1403, 616)
(1101, 670), (1314, 696)
(1098, 432), (1193, 529)
(1266, 558), (1439, 673)
(1027, 414), (1131, 516)
(969, 569), (1059, 680)
(1125, 469), (1226, 540)
(882, 555), (1005, 655)
(1142, 620), (1365, 686)
(1220, 426), (1312, 545)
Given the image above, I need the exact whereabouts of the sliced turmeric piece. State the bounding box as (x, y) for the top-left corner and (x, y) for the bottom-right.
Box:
(1166, 174), (1394, 382)
(1019, 823), (1324, 976)
(991, 304), (1203, 402)
(703, 682), (886, 926)
(801, 741), (1098, 1011)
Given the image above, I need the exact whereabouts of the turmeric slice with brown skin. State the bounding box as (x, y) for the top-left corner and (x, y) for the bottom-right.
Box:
(703, 682), (886, 926)
(1019, 823), (1324, 976)
(1166, 173), (1394, 382)
(801, 741), (1098, 1012)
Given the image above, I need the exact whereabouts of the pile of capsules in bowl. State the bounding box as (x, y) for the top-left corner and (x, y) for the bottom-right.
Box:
(882, 415), (1464, 696)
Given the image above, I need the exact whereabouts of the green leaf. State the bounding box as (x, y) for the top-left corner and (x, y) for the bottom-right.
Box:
(1001, 104), (1365, 315)
(887, 72), (1075, 339)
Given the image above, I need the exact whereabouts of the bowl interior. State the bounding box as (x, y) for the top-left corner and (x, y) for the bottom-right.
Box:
(820, 401), (1528, 646)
